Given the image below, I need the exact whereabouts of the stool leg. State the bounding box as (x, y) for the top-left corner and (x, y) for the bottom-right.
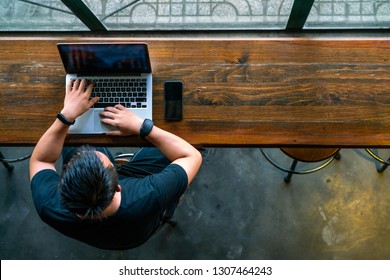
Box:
(0, 152), (14, 172)
(377, 157), (390, 173)
(284, 159), (298, 183)
(334, 151), (341, 160)
(378, 164), (388, 173)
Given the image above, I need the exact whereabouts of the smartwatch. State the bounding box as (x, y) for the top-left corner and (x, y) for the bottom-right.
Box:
(57, 112), (75, 126)
(139, 119), (154, 138)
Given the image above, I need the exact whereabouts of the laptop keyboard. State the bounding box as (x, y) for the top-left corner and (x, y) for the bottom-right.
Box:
(83, 77), (148, 109)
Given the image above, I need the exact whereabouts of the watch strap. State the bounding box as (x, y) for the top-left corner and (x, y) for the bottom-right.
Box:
(57, 112), (75, 126)
(139, 119), (154, 138)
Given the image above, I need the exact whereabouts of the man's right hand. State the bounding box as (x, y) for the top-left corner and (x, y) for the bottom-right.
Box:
(61, 79), (99, 122)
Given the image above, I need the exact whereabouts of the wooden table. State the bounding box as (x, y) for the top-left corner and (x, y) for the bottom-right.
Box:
(1, 36), (390, 147)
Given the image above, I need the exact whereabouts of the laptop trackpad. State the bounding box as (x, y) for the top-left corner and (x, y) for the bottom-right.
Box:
(94, 110), (115, 133)
(68, 110), (94, 134)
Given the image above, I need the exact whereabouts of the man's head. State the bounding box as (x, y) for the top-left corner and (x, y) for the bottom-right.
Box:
(59, 146), (118, 220)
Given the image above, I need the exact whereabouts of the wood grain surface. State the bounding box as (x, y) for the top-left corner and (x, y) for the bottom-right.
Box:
(1, 37), (390, 147)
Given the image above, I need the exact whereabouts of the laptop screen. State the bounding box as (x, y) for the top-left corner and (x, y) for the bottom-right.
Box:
(57, 43), (152, 75)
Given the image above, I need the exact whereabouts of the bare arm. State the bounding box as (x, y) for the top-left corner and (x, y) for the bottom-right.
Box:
(29, 79), (99, 180)
(100, 104), (202, 184)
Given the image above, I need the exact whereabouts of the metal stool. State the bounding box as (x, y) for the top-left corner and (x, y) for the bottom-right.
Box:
(260, 148), (341, 183)
(365, 148), (390, 173)
(0, 151), (31, 171)
(114, 152), (134, 166)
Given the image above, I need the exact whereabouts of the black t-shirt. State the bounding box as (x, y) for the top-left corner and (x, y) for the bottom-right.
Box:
(30, 164), (187, 250)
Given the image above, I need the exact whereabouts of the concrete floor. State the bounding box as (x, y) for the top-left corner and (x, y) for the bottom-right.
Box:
(1, 146), (390, 260)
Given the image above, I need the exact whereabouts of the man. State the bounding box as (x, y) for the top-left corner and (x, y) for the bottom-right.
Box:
(29, 79), (202, 250)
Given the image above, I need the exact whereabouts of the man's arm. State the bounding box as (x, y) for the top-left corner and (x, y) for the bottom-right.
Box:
(100, 104), (202, 185)
(29, 80), (99, 181)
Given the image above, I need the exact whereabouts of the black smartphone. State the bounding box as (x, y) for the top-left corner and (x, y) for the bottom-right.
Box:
(164, 81), (183, 120)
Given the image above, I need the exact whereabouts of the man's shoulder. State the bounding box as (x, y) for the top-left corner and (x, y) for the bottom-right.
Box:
(31, 168), (59, 182)
(30, 169), (61, 214)
(31, 169), (59, 195)
(156, 163), (188, 184)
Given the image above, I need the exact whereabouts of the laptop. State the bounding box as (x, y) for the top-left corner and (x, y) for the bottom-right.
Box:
(57, 42), (153, 134)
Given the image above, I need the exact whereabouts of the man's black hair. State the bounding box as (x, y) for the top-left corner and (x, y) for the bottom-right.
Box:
(59, 146), (118, 220)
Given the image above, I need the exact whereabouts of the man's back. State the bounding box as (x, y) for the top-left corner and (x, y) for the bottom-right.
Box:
(31, 163), (187, 250)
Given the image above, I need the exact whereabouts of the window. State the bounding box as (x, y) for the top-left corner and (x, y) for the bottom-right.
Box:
(83, 0), (294, 30)
(305, 0), (390, 29)
(0, 0), (389, 31)
(0, 0), (86, 31)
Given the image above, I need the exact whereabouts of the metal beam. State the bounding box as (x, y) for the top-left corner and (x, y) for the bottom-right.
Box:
(60, 0), (107, 31)
(286, 0), (315, 30)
